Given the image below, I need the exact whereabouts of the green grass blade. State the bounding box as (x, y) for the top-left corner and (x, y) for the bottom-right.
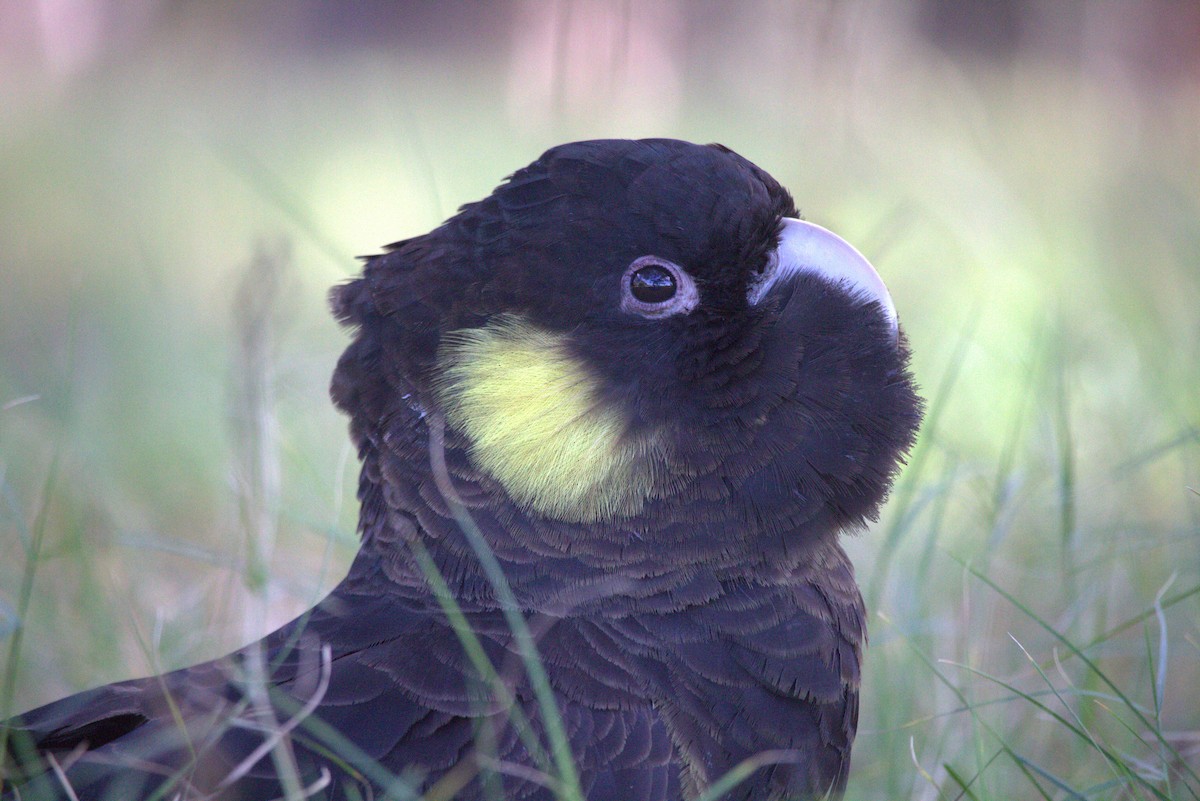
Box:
(427, 414), (582, 801)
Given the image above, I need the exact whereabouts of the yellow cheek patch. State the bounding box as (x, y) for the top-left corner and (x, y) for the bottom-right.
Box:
(437, 315), (660, 523)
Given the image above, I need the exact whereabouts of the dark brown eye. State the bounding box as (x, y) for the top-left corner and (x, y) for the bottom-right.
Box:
(620, 255), (699, 318)
(629, 265), (677, 303)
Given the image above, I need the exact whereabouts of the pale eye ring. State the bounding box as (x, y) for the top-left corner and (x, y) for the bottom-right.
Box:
(620, 256), (699, 318)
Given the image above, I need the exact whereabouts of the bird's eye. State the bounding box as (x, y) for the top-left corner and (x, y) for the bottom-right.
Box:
(629, 265), (677, 303)
(620, 256), (700, 319)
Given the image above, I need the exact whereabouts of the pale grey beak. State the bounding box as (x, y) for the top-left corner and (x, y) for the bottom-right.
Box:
(750, 218), (898, 339)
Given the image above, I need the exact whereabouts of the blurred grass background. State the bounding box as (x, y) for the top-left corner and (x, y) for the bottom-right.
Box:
(1, 1), (1198, 798)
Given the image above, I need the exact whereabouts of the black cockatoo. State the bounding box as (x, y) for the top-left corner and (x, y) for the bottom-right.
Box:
(2, 139), (922, 801)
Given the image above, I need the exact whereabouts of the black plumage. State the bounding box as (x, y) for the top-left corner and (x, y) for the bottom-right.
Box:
(1, 139), (922, 800)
